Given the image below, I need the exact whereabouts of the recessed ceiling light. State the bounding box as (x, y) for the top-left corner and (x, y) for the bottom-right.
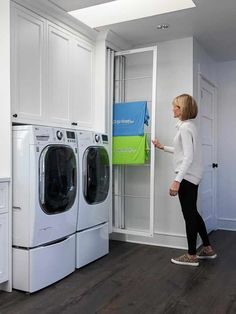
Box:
(157, 24), (169, 30)
(68, 0), (196, 29)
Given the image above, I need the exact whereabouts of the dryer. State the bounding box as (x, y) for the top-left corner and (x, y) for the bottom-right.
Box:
(12, 125), (78, 292)
(76, 130), (111, 268)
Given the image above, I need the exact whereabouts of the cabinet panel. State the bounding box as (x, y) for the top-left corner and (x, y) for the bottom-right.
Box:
(0, 214), (8, 283)
(0, 183), (8, 214)
(11, 6), (45, 121)
(11, 4), (96, 129)
(47, 24), (71, 125)
(70, 41), (94, 128)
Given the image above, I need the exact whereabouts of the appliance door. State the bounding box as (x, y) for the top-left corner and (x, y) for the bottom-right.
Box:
(39, 145), (77, 214)
(83, 146), (110, 204)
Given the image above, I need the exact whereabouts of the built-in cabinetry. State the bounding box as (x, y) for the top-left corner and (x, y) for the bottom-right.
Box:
(11, 3), (95, 129)
(0, 181), (9, 286)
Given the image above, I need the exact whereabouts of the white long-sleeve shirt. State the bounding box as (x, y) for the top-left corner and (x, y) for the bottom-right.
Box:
(164, 120), (203, 185)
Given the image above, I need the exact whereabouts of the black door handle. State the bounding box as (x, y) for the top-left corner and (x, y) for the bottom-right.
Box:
(212, 163), (218, 168)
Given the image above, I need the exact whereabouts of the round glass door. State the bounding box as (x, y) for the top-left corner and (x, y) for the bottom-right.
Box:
(39, 145), (77, 214)
(83, 146), (110, 204)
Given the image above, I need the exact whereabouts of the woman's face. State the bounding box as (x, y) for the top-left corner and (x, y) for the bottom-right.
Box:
(172, 101), (182, 119)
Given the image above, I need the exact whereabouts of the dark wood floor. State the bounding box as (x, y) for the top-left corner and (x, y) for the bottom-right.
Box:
(0, 230), (236, 314)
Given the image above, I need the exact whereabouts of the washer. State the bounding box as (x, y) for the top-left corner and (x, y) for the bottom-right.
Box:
(76, 130), (111, 268)
(12, 125), (78, 292)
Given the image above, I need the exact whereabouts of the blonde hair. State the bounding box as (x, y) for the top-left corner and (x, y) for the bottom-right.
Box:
(173, 94), (198, 120)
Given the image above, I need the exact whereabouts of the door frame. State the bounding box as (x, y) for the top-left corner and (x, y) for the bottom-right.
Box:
(111, 46), (158, 237)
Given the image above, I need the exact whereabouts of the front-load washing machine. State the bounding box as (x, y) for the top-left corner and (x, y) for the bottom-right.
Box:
(76, 130), (111, 268)
(12, 125), (78, 292)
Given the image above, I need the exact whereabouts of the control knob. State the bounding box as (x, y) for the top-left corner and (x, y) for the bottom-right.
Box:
(95, 134), (100, 143)
(56, 130), (63, 140)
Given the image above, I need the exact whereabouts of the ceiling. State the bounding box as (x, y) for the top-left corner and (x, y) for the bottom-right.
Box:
(48, 0), (236, 62)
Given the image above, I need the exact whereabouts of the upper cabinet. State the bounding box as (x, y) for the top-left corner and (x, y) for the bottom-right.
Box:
(11, 3), (95, 130)
(70, 38), (94, 129)
(11, 6), (46, 122)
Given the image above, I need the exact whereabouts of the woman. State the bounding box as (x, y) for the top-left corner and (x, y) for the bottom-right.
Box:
(152, 94), (216, 267)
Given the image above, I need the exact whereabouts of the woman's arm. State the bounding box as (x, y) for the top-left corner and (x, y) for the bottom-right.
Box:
(175, 126), (194, 183)
(152, 139), (174, 153)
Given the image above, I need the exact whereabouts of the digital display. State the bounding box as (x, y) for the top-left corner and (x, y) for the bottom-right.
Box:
(66, 131), (75, 139)
(102, 134), (108, 142)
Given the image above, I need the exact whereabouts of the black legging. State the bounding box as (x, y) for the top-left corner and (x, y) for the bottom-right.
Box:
(178, 179), (210, 255)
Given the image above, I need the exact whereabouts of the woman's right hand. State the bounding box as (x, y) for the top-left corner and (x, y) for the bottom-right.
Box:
(152, 138), (164, 150)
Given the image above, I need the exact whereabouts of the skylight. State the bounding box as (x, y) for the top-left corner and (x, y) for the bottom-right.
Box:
(68, 0), (196, 28)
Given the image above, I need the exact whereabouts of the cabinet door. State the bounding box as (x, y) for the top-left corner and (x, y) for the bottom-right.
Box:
(0, 214), (8, 283)
(11, 5), (45, 122)
(47, 23), (71, 126)
(70, 40), (94, 129)
(0, 183), (8, 214)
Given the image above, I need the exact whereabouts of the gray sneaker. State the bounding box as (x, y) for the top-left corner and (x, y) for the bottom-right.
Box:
(197, 249), (217, 259)
(171, 254), (199, 266)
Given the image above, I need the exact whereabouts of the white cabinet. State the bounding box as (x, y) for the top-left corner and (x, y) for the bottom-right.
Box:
(0, 182), (9, 284)
(70, 39), (94, 129)
(11, 3), (95, 129)
(47, 23), (95, 128)
(11, 5), (46, 123)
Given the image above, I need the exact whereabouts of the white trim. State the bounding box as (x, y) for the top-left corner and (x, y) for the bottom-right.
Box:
(102, 30), (132, 52)
(217, 218), (236, 231)
(106, 48), (114, 233)
(110, 231), (188, 250)
(114, 194), (149, 199)
(115, 46), (157, 56)
(112, 228), (153, 237)
(154, 231), (186, 238)
(149, 45), (157, 237)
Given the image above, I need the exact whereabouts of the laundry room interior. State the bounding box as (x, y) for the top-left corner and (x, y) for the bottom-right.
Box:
(1, 0), (236, 312)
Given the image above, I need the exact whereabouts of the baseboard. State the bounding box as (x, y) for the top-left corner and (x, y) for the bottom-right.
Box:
(217, 218), (236, 231)
(110, 231), (188, 250)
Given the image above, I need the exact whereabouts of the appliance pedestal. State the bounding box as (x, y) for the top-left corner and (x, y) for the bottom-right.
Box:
(76, 223), (109, 268)
(13, 234), (75, 293)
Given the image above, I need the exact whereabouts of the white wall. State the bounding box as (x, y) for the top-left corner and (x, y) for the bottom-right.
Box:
(217, 60), (236, 230)
(153, 37), (193, 246)
(0, 0), (11, 178)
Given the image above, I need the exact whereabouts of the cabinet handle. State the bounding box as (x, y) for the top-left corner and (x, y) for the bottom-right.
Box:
(13, 113), (18, 118)
(71, 122), (78, 126)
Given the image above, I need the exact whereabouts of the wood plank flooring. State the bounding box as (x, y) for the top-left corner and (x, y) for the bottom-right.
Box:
(0, 230), (236, 314)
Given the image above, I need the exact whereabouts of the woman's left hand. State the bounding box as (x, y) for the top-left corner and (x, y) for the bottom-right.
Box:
(169, 181), (180, 197)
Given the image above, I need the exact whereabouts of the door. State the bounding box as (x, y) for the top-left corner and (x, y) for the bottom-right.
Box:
(39, 145), (77, 214)
(83, 147), (110, 204)
(199, 76), (217, 232)
(70, 39), (94, 129)
(47, 23), (71, 125)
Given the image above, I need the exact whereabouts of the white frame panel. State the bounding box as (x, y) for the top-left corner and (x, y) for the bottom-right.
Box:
(112, 46), (157, 237)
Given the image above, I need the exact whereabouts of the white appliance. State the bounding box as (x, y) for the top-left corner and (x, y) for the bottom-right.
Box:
(12, 125), (78, 292)
(76, 130), (110, 268)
